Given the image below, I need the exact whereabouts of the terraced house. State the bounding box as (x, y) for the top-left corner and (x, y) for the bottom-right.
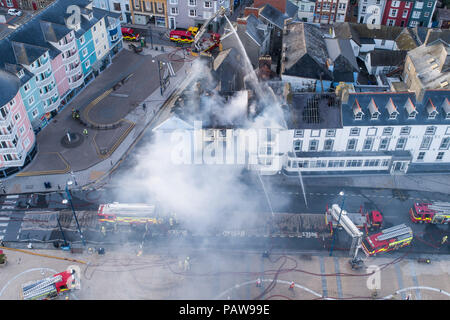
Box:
(0, 0), (123, 176)
(130, 0), (168, 27)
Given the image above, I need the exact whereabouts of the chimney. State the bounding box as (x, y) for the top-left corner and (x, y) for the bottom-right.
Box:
(244, 7), (260, 18)
(237, 17), (247, 33)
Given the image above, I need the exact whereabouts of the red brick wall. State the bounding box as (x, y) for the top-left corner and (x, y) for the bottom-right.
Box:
(244, 7), (260, 18)
(253, 0), (286, 13)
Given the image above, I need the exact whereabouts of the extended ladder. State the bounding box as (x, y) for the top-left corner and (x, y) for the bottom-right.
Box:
(376, 224), (412, 241)
(22, 275), (62, 300)
(428, 202), (450, 215)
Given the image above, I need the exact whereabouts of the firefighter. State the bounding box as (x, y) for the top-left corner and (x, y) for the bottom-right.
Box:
(442, 235), (448, 245)
(83, 128), (88, 136)
(72, 108), (76, 119)
(256, 278), (262, 287)
(184, 256), (190, 271)
(289, 281), (295, 290)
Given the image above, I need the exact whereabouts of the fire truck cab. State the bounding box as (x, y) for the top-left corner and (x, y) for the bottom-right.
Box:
(362, 224), (413, 256)
(121, 27), (140, 41)
(169, 29), (194, 43)
(326, 205), (383, 234)
(410, 202), (450, 224)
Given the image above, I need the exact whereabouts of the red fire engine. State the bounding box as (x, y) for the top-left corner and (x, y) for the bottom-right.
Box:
(169, 29), (194, 43)
(409, 202), (450, 224)
(98, 202), (164, 225)
(325, 205), (383, 234)
(121, 27), (140, 41)
(362, 224), (413, 256)
(21, 269), (79, 300)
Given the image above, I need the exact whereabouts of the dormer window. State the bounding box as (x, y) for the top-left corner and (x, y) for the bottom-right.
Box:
(441, 98), (450, 119)
(16, 69), (24, 78)
(385, 98), (398, 120)
(426, 99), (438, 119)
(368, 98), (380, 120)
(404, 98), (417, 119)
(353, 99), (364, 120)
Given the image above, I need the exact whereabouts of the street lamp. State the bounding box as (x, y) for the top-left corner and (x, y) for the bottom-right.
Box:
(329, 190), (345, 257)
(152, 59), (166, 96)
(63, 180), (86, 246)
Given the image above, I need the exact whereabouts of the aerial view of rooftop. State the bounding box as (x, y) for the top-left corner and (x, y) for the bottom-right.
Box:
(0, 0), (449, 308)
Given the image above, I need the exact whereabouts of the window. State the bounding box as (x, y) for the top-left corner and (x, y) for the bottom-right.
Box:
(396, 137), (407, 150)
(379, 138), (390, 150)
(189, 9), (197, 16)
(415, 1), (424, 9)
(28, 96), (34, 106)
(32, 109), (38, 118)
(300, 4), (305, 10)
(417, 152), (425, 160)
(24, 83), (31, 92)
(85, 60), (90, 68)
(446, 127), (450, 135)
(9, 99), (15, 107)
(389, 9), (398, 17)
(367, 128), (377, 136)
(364, 159), (380, 167)
(82, 48), (88, 56)
(382, 159), (390, 167)
(402, 10), (408, 18)
(95, 38), (99, 44)
(311, 130), (320, 137)
(324, 139), (334, 151)
(326, 129), (336, 137)
(113, 2), (121, 10)
(93, 26), (96, 32)
(427, 1), (433, 7)
(293, 140), (302, 152)
(440, 137), (450, 150)
(410, 21), (418, 27)
(171, 7), (178, 14)
(309, 140), (319, 151)
(17, 69), (24, 78)
(392, 0), (400, 7)
(204, 1), (212, 8)
(294, 130), (304, 137)
(14, 113), (20, 121)
(189, 0), (196, 5)
(347, 138), (357, 150)
(425, 126), (436, 135)
(350, 128), (360, 136)
(405, 2), (411, 8)
(400, 127), (411, 135)
(420, 136), (433, 150)
(363, 138), (374, 151)
(412, 11), (421, 18)
(383, 127), (394, 135)
(437, 152), (445, 161)
(424, 12), (429, 17)
(387, 19), (395, 26)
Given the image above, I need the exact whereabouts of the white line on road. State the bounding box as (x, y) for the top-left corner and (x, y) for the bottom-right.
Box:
(0, 217), (10, 221)
(6, 195), (19, 199)
(0, 223), (8, 227)
(1, 206), (14, 209)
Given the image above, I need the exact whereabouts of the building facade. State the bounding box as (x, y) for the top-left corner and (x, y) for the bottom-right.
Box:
(0, 0), (123, 176)
(357, 0), (386, 24)
(290, 0), (315, 22)
(130, 0), (168, 27)
(313, 0), (349, 23)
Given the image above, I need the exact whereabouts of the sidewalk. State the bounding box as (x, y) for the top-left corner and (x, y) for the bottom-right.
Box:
(0, 45), (194, 195)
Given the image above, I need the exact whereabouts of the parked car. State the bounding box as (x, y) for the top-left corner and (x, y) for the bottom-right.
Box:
(8, 9), (22, 16)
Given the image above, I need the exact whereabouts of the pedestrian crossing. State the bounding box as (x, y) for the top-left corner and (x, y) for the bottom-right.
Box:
(0, 215), (10, 240)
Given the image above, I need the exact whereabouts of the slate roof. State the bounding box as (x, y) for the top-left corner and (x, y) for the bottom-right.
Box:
(40, 20), (71, 43)
(11, 41), (48, 66)
(285, 93), (343, 129)
(437, 8), (450, 21)
(342, 90), (450, 127)
(0, 69), (21, 107)
(325, 38), (359, 71)
(245, 14), (268, 46)
(368, 49), (407, 67)
(282, 22), (332, 81)
(259, 4), (286, 29)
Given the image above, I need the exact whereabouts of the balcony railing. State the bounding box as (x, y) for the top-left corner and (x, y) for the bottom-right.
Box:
(58, 38), (76, 52)
(66, 62), (82, 77)
(36, 74), (54, 88)
(63, 51), (79, 64)
(44, 96), (60, 113)
(33, 59), (51, 74)
(39, 85), (58, 101)
(69, 74), (84, 89)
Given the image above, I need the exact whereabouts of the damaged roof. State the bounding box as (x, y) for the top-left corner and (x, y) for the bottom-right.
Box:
(285, 93), (343, 129)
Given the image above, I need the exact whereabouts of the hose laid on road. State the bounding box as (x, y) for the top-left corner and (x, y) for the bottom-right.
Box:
(0, 246), (86, 264)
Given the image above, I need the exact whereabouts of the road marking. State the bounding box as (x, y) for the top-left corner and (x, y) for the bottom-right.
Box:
(0, 223), (8, 227)
(395, 264), (406, 300)
(0, 235), (3, 240)
(0, 217), (10, 221)
(1, 206), (14, 209)
(4, 200), (16, 204)
(319, 256), (328, 298)
(409, 263), (422, 300)
(6, 195), (19, 199)
(333, 257), (343, 299)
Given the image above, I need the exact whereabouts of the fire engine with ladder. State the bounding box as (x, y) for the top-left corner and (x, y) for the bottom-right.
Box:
(326, 204), (383, 235)
(361, 224), (413, 256)
(21, 269), (79, 300)
(409, 202), (450, 224)
(97, 202), (177, 232)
